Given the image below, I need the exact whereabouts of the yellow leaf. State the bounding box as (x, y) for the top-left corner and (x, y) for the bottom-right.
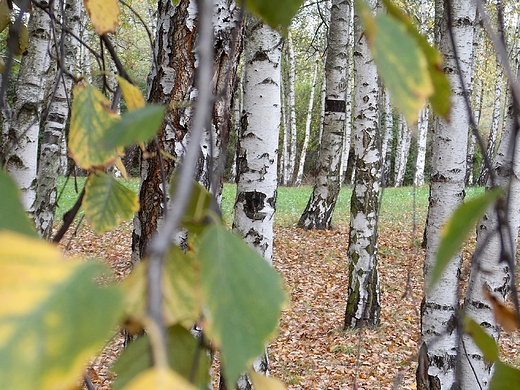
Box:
(483, 286), (519, 333)
(0, 232), (123, 390)
(69, 83), (120, 170)
(0, 0), (11, 34)
(117, 76), (145, 111)
(122, 367), (197, 390)
(84, 0), (119, 35)
(114, 157), (129, 180)
(249, 371), (287, 390)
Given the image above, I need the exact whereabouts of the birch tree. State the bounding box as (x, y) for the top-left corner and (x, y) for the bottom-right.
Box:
(418, 0), (476, 388)
(4, 7), (52, 213)
(344, 0), (381, 329)
(394, 114), (412, 187)
(34, 0), (82, 239)
(232, 16), (281, 389)
(381, 89), (393, 186)
(414, 107), (429, 186)
(297, 0), (350, 229)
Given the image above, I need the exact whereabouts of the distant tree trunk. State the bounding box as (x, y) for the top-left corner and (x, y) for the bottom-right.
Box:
(287, 33), (297, 186)
(34, 0), (81, 239)
(381, 89), (393, 186)
(478, 61), (503, 185)
(280, 72), (289, 185)
(414, 107), (429, 187)
(344, 0), (381, 329)
(297, 0), (350, 229)
(417, 0), (476, 389)
(394, 114), (412, 187)
(460, 94), (520, 390)
(294, 54), (319, 187)
(4, 7), (52, 213)
(232, 16), (281, 389)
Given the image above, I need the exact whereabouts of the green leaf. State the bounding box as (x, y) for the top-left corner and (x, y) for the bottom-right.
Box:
(69, 83), (120, 170)
(112, 325), (210, 390)
(356, 0), (432, 124)
(84, 172), (139, 234)
(196, 224), (287, 388)
(490, 361), (520, 390)
(101, 104), (165, 150)
(463, 315), (499, 363)
(382, 0), (451, 120)
(0, 232), (124, 390)
(0, 0), (11, 34)
(170, 172), (213, 234)
(429, 188), (503, 289)
(122, 246), (199, 329)
(0, 171), (37, 237)
(121, 367), (197, 390)
(245, 0), (304, 36)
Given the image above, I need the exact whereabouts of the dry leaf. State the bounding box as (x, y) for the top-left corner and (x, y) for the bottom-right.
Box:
(483, 285), (519, 333)
(83, 0), (119, 35)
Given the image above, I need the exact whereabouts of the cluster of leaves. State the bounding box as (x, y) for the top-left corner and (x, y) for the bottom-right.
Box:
(0, 0), (310, 388)
(0, 0), (29, 71)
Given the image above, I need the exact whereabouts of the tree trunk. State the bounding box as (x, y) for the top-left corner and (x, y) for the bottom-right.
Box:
(287, 33), (297, 186)
(34, 0), (81, 239)
(381, 89), (393, 186)
(394, 114), (412, 187)
(414, 107), (429, 187)
(232, 16), (281, 388)
(340, 5), (354, 183)
(294, 54), (319, 187)
(478, 61), (503, 186)
(4, 6), (52, 213)
(344, 0), (381, 329)
(297, 0), (350, 230)
(418, 1), (476, 389)
(460, 97), (520, 390)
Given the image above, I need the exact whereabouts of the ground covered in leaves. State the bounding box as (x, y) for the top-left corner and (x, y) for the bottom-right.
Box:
(61, 218), (518, 389)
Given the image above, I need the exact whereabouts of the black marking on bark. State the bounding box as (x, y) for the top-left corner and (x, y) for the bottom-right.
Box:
(238, 191), (267, 220)
(325, 99), (346, 113)
(260, 77), (277, 85)
(252, 50), (269, 62)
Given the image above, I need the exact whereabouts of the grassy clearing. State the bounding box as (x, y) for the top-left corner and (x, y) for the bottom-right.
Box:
(55, 177), (484, 229)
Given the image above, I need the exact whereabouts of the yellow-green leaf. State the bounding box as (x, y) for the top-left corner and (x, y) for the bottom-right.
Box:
(0, 232), (124, 390)
(463, 315), (499, 363)
(382, 0), (451, 120)
(429, 188), (503, 289)
(101, 104), (165, 151)
(112, 325), (210, 390)
(122, 367), (197, 390)
(83, 172), (139, 233)
(83, 0), (119, 35)
(122, 246), (199, 329)
(196, 224), (287, 388)
(9, 22), (28, 56)
(490, 361), (520, 390)
(0, 0), (11, 34)
(245, 0), (304, 36)
(116, 76), (145, 110)
(0, 171), (37, 237)
(250, 371), (287, 390)
(69, 83), (120, 170)
(357, 0), (432, 123)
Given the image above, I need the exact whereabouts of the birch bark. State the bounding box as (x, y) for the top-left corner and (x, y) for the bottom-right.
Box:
(418, 1), (476, 388)
(344, 0), (381, 329)
(297, 0), (350, 229)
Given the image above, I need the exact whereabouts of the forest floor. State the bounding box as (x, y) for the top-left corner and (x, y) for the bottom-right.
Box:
(60, 217), (520, 390)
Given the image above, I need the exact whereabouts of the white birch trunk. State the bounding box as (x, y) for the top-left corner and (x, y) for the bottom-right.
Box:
(280, 72), (289, 185)
(297, 0), (350, 229)
(340, 5), (354, 183)
(34, 0), (81, 239)
(394, 114), (412, 187)
(232, 17), (281, 387)
(344, 0), (381, 329)
(460, 99), (520, 389)
(381, 89), (393, 186)
(4, 7), (52, 213)
(287, 33), (297, 186)
(418, 1), (476, 388)
(478, 62), (503, 185)
(294, 54), (319, 187)
(414, 106), (429, 187)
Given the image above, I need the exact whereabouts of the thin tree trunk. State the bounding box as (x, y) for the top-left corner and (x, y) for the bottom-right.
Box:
(394, 114), (412, 187)
(4, 7), (53, 213)
(344, 0), (381, 329)
(414, 106), (429, 187)
(34, 0), (81, 239)
(232, 16), (281, 389)
(340, 5), (354, 183)
(287, 33), (297, 186)
(381, 89), (393, 186)
(297, 0), (350, 230)
(294, 54), (319, 187)
(418, 1), (476, 389)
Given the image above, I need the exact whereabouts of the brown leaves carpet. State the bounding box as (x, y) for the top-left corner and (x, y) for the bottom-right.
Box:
(64, 221), (429, 389)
